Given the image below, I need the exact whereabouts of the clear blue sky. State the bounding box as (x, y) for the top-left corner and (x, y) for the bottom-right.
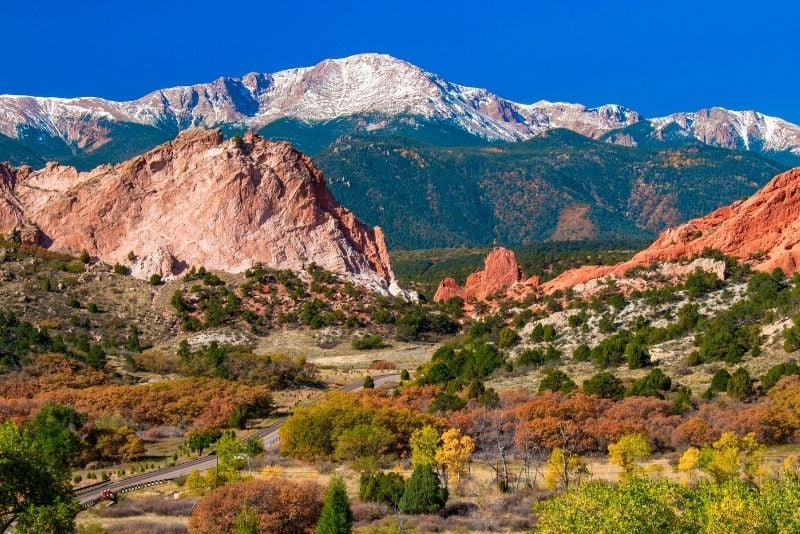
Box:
(3, 0), (798, 121)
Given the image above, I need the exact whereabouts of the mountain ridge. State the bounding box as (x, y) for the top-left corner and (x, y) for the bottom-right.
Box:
(2, 53), (799, 167)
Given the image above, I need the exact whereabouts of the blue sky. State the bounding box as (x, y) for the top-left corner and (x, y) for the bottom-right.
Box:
(3, 0), (797, 121)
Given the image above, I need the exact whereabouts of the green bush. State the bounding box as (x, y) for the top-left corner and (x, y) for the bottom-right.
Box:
(149, 273), (162, 286)
(359, 471), (405, 507)
(761, 362), (800, 390)
(497, 327), (520, 349)
(727, 368), (753, 399)
(684, 268), (723, 298)
(531, 323), (558, 342)
(362, 376), (375, 389)
(573, 344), (591, 362)
(316, 476), (353, 534)
(539, 369), (576, 393)
(583, 372), (625, 400)
(398, 465), (448, 514)
(626, 368), (671, 398)
(351, 334), (387, 350)
(624, 342), (651, 370)
(591, 330), (632, 368)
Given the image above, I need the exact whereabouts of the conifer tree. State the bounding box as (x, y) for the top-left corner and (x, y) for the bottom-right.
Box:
(315, 476), (352, 534)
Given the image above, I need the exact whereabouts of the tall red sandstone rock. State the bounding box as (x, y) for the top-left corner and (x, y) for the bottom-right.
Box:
(434, 247), (527, 302)
(0, 129), (407, 297)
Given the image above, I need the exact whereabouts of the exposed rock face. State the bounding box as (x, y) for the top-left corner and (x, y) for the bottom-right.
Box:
(0, 129), (406, 296)
(434, 247), (527, 302)
(543, 167), (800, 292)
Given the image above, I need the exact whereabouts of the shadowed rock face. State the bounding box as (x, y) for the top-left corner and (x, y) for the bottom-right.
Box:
(435, 167), (800, 304)
(0, 129), (406, 297)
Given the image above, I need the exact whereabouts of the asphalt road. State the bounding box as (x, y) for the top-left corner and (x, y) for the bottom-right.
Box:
(76, 373), (400, 505)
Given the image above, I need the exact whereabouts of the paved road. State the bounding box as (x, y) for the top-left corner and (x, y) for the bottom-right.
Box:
(76, 373), (400, 505)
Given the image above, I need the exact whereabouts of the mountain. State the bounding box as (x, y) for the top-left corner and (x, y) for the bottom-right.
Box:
(603, 108), (800, 166)
(3, 52), (798, 168)
(0, 129), (406, 297)
(0, 53), (639, 165)
(315, 130), (784, 248)
(0, 53), (793, 251)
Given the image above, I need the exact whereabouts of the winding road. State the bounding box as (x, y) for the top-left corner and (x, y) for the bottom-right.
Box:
(76, 373), (400, 506)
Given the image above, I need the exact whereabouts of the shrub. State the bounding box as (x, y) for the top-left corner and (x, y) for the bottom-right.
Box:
(624, 343), (651, 370)
(352, 334), (386, 350)
(583, 372), (625, 400)
(79, 250), (91, 264)
(530, 323), (557, 342)
(400, 369), (410, 381)
(591, 330), (632, 368)
(727, 368), (753, 400)
(573, 344), (591, 362)
(363, 376), (375, 389)
(429, 393), (466, 413)
(149, 274), (162, 286)
(359, 471), (405, 507)
(539, 369), (576, 393)
(398, 464), (448, 514)
(684, 268), (723, 298)
(626, 368), (671, 398)
(188, 478), (322, 534)
(761, 362), (800, 391)
(709, 369), (731, 393)
(497, 327), (519, 349)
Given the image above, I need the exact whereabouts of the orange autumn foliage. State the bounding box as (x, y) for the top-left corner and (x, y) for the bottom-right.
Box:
(188, 478), (323, 534)
(36, 378), (273, 429)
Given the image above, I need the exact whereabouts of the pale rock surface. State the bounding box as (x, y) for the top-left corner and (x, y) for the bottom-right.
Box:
(0, 129), (407, 297)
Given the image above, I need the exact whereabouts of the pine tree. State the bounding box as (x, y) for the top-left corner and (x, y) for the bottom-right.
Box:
(398, 464), (448, 514)
(315, 476), (352, 534)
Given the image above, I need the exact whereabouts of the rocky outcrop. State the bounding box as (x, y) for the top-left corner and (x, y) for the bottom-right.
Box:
(0, 129), (407, 297)
(434, 247), (530, 302)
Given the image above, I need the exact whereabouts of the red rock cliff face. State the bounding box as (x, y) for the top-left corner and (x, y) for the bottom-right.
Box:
(434, 247), (531, 302)
(0, 129), (405, 296)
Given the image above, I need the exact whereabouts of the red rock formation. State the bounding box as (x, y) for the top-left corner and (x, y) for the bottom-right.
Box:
(436, 167), (800, 302)
(433, 247), (525, 302)
(0, 129), (406, 296)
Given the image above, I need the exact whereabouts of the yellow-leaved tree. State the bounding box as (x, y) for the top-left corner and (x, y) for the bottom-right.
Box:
(699, 432), (764, 483)
(676, 447), (701, 485)
(410, 425), (440, 468)
(543, 447), (587, 490)
(607, 433), (651, 480)
(435, 428), (475, 489)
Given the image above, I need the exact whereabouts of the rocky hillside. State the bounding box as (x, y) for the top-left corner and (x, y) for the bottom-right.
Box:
(0, 129), (405, 296)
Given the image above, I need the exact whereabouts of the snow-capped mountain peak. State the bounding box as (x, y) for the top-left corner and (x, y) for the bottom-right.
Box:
(0, 53), (798, 160)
